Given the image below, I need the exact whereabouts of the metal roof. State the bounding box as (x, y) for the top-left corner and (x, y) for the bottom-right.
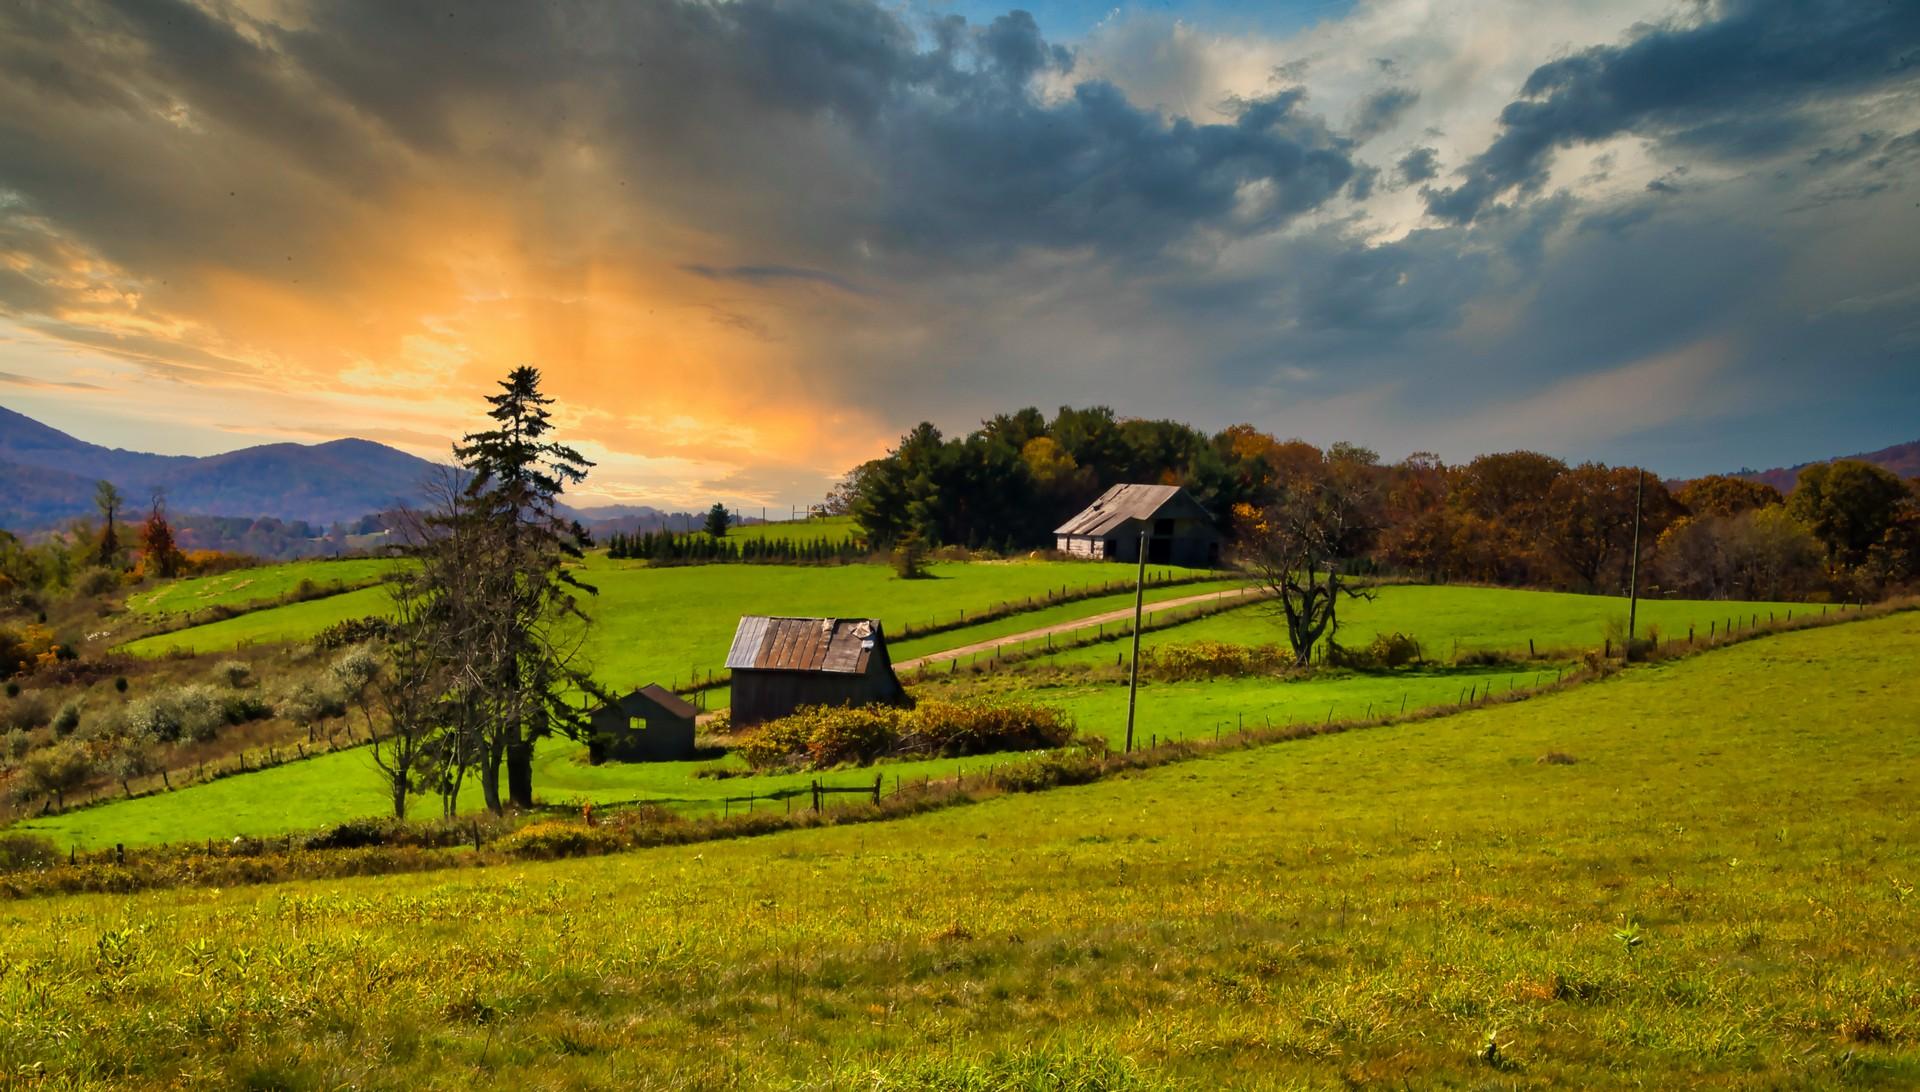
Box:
(636, 684), (700, 720)
(1054, 483), (1211, 538)
(725, 616), (882, 674)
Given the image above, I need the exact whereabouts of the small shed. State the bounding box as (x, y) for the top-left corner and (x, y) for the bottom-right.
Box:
(1055, 483), (1220, 566)
(588, 684), (700, 764)
(725, 616), (908, 728)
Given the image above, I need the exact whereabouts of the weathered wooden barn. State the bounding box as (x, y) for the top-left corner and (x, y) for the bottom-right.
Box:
(725, 616), (909, 727)
(1054, 483), (1221, 566)
(587, 684), (700, 764)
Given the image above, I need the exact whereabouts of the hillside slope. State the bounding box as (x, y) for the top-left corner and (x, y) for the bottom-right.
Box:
(0, 405), (441, 529)
(1736, 437), (1920, 492)
(4, 612), (1915, 1086)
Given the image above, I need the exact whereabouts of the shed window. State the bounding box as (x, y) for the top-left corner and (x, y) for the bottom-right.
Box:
(629, 715), (648, 733)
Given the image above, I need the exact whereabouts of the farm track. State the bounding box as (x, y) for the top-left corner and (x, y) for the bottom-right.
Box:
(892, 585), (1268, 670)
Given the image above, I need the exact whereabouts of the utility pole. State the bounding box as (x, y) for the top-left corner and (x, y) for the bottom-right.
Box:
(1124, 527), (1147, 753)
(1625, 468), (1644, 662)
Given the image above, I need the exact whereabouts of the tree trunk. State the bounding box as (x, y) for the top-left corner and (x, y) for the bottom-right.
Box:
(506, 736), (534, 809)
(393, 777), (408, 821)
(481, 742), (504, 815)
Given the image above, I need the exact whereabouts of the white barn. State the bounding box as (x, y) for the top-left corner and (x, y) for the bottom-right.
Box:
(1054, 484), (1220, 567)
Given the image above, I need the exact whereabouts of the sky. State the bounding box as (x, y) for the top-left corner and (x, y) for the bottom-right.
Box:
(1, 0), (1917, 509)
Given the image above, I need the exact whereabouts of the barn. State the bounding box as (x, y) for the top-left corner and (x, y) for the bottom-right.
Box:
(1054, 483), (1221, 567)
(587, 684), (699, 764)
(725, 616), (909, 728)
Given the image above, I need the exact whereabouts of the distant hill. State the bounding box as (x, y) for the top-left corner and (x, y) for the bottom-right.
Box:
(1733, 439), (1920, 493)
(0, 405), (762, 545)
(0, 405), (443, 531)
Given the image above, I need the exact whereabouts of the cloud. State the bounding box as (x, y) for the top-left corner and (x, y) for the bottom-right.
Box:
(0, 370), (105, 391)
(0, 0), (1916, 501)
(1425, 0), (1920, 223)
(1396, 145), (1439, 184)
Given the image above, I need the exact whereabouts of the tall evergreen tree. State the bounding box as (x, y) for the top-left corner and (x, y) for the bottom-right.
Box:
(451, 366), (597, 812)
(94, 481), (123, 568)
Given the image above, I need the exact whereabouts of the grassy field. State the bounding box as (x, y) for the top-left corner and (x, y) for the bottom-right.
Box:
(727, 514), (858, 544)
(126, 557), (402, 616)
(122, 557), (1212, 682)
(2, 613), (1914, 1087)
(1029, 582), (1806, 667)
(16, 658), (1543, 850)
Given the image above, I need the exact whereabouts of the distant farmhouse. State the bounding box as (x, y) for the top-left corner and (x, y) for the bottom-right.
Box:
(725, 616), (908, 727)
(588, 685), (699, 764)
(1055, 483), (1221, 567)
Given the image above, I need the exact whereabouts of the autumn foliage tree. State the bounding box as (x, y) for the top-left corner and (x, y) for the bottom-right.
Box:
(1232, 446), (1382, 666)
(140, 494), (183, 578)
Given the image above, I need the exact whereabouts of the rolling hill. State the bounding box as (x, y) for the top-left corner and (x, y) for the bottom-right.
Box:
(0, 405), (441, 530)
(1734, 437), (1920, 492)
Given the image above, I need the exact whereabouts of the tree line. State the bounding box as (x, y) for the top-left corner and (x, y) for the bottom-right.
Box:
(603, 529), (865, 565)
(843, 407), (1919, 604)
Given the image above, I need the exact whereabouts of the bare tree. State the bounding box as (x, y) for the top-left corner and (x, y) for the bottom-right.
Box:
(1232, 447), (1382, 667)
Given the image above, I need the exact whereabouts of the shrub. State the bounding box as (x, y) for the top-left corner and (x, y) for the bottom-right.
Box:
(75, 567), (119, 597)
(124, 692), (185, 742)
(216, 660), (253, 688)
(1148, 641), (1291, 680)
(3, 727), (29, 763)
(51, 698), (81, 737)
(737, 699), (1075, 769)
(0, 833), (59, 873)
(316, 617), (396, 650)
(497, 821), (623, 859)
(1327, 632), (1423, 670)
(277, 680), (346, 731)
(114, 676), (128, 693)
(1, 691), (51, 733)
(17, 739), (94, 810)
(996, 750), (1105, 792)
(329, 646), (379, 694)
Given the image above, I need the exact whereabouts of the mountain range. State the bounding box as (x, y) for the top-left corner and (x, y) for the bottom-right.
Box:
(0, 406), (753, 540)
(6, 403), (1914, 540)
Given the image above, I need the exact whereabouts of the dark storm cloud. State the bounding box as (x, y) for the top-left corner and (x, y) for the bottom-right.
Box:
(1397, 146), (1439, 185)
(1351, 86), (1419, 140)
(1426, 0), (1920, 223)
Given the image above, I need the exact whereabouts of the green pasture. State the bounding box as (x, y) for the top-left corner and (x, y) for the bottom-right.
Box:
(122, 556), (1213, 684)
(19, 656), (1541, 849)
(1029, 582), (1806, 667)
(725, 514), (858, 544)
(126, 557), (402, 616)
(938, 663), (1553, 747)
(3, 612), (1914, 1086)
(11, 739), (1015, 851)
(120, 585), (393, 657)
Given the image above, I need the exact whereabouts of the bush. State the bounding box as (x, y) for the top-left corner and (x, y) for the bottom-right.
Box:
(126, 683), (269, 744)
(995, 750), (1105, 792)
(0, 833), (59, 873)
(736, 699), (1075, 769)
(1327, 632), (1423, 670)
(1148, 641), (1291, 680)
(1, 691), (51, 733)
(75, 567), (119, 597)
(316, 617), (396, 650)
(329, 646), (379, 694)
(51, 698), (81, 737)
(497, 820), (623, 860)
(3, 727), (29, 763)
(114, 676), (128, 693)
(216, 660), (253, 688)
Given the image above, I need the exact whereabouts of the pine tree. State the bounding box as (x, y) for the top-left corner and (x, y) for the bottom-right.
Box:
(451, 366), (597, 812)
